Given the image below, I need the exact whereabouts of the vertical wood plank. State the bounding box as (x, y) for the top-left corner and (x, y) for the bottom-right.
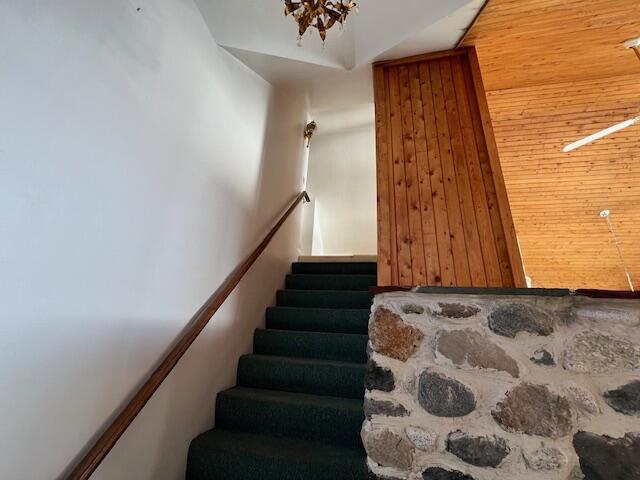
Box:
(409, 63), (441, 286)
(373, 65), (392, 286)
(451, 55), (503, 286)
(467, 47), (527, 287)
(440, 58), (487, 287)
(384, 68), (399, 285)
(388, 66), (414, 285)
(430, 59), (472, 286)
(462, 57), (514, 286)
(419, 61), (456, 286)
(398, 65), (428, 285)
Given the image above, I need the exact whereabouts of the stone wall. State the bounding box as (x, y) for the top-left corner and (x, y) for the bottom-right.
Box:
(362, 290), (640, 480)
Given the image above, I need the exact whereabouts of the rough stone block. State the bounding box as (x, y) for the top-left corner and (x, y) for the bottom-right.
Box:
(363, 429), (414, 470)
(492, 384), (573, 438)
(365, 360), (396, 393)
(368, 471), (404, 480)
(565, 383), (600, 415)
(446, 430), (510, 468)
(433, 303), (480, 319)
(370, 307), (424, 361)
(364, 398), (409, 420)
(522, 446), (567, 471)
(488, 303), (554, 338)
(563, 331), (640, 374)
(422, 467), (476, 480)
(573, 431), (640, 480)
(531, 348), (556, 366)
(436, 329), (519, 377)
(405, 426), (437, 452)
(418, 371), (476, 417)
(603, 380), (640, 415)
(402, 303), (425, 315)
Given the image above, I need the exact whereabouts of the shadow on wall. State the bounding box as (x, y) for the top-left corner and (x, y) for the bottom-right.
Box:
(75, 97), (310, 480)
(304, 104), (378, 256)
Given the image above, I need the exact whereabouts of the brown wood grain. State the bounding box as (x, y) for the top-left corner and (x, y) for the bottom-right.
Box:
(451, 55), (503, 286)
(374, 48), (525, 287)
(373, 65), (393, 285)
(409, 62), (442, 285)
(463, 0), (640, 289)
(385, 68), (399, 285)
(440, 57), (487, 287)
(66, 191), (310, 480)
(375, 49), (466, 68)
(419, 61), (456, 286)
(431, 58), (472, 286)
(388, 66), (414, 284)
(461, 56), (515, 286)
(462, 0), (640, 91)
(467, 47), (527, 287)
(398, 64), (428, 284)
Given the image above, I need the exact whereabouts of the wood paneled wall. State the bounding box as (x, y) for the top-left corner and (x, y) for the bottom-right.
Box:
(373, 48), (526, 287)
(462, 0), (640, 290)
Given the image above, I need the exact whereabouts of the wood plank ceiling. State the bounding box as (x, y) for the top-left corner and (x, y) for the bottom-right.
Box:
(463, 0), (640, 290)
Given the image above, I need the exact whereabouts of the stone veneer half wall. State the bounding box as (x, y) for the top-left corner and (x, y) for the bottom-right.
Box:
(362, 290), (640, 480)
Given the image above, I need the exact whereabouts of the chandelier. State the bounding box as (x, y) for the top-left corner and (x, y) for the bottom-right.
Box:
(283, 0), (358, 45)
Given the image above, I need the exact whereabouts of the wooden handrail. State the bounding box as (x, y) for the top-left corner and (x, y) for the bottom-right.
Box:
(66, 191), (310, 480)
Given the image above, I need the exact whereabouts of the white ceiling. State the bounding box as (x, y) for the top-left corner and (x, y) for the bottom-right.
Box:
(195, 0), (486, 110)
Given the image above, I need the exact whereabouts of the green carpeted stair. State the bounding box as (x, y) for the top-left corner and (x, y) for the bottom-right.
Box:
(187, 261), (376, 480)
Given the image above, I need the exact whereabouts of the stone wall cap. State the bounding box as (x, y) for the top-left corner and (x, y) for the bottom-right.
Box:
(370, 286), (640, 300)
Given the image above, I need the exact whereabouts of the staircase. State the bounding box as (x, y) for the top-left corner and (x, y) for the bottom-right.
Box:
(186, 261), (377, 480)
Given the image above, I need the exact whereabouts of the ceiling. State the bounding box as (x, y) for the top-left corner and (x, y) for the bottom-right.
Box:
(464, 0), (640, 91)
(463, 0), (640, 290)
(195, 0), (486, 110)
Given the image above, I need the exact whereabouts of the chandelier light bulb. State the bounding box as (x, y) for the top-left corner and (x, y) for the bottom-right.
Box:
(283, 0), (357, 44)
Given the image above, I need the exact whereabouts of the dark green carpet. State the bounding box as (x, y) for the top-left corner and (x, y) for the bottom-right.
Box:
(187, 262), (376, 480)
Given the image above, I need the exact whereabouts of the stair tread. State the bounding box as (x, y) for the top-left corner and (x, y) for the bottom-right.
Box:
(288, 273), (377, 278)
(268, 306), (371, 312)
(292, 262), (377, 275)
(254, 328), (368, 363)
(218, 386), (364, 410)
(266, 307), (369, 334)
(238, 354), (365, 398)
(286, 274), (377, 291)
(242, 352), (367, 367)
(277, 290), (372, 309)
(258, 328), (368, 341)
(188, 429), (366, 480)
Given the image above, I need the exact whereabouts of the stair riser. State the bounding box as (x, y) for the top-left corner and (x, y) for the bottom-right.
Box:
(187, 451), (366, 480)
(238, 356), (366, 399)
(254, 329), (368, 363)
(187, 430), (367, 480)
(277, 290), (372, 309)
(265, 307), (369, 334)
(286, 274), (377, 291)
(292, 262), (377, 275)
(216, 393), (364, 448)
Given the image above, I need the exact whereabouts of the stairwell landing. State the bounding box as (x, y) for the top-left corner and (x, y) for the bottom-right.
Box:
(186, 260), (377, 480)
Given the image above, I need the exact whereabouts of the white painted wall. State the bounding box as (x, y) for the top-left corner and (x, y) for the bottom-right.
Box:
(0, 1), (309, 479)
(304, 104), (377, 255)
(196, 0), (354, 69)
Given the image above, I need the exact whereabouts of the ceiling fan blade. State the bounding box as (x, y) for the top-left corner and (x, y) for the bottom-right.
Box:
(563, 115), (640, 152)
